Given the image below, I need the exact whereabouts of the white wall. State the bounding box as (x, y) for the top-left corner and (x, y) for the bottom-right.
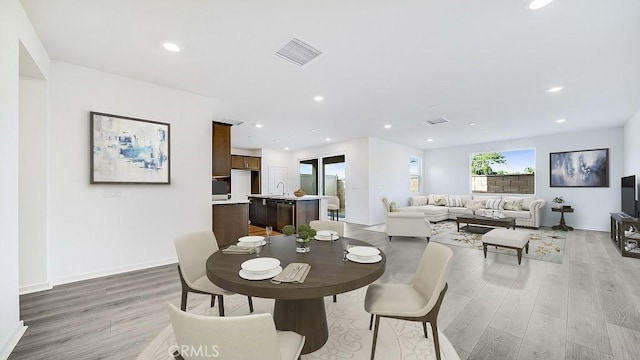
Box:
(292, 138), (370, 225)
(424, 127), (624, 231)
(47, 61), (214, 284)
(261, 148), (293, 195)
(624, 108), (640, 178)
(368, 138), (424, 225)
(19, 77), (49, 294)
(0, 0), (50, 357)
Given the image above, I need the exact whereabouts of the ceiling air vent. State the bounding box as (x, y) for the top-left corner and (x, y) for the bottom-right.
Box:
(423, 117), (450, 125)
(275, 38), (322, 67)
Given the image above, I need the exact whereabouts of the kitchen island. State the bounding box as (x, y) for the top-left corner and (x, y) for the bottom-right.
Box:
(212, 199), (249, 248)
(247, 195), (320, 231)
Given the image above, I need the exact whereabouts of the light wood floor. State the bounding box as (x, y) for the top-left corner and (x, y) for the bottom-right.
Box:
(9, 223), (640, 359)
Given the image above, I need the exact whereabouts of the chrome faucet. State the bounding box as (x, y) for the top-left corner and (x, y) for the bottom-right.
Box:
(276, 182), (285, 196)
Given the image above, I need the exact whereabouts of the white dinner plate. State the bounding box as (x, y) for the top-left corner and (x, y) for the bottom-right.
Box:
(239, 266), (282, 280)
(346, 253), (382, 264)
(316, 230), (338, 237)
(241, 257), (280, 274)
(348, 246), (380, 258)
(238, 235), (265, 243)
(237, 240), (266, 246)
(314, 235), (339, 241)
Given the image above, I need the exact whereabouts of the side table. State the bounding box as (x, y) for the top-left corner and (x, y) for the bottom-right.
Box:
(552, 207), (574, 231)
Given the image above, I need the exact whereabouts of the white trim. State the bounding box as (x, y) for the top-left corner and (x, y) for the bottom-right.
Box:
(19, 281), (52, 295)
(0, 321), (27, 360)
(51, 257), (177, 286)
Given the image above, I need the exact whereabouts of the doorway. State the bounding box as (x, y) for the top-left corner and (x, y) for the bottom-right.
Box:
(299, 159), (318, 195)
(323, 155), (345, 220)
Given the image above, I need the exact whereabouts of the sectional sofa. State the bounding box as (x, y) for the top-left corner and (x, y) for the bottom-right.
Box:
(396, 194), (547, 228)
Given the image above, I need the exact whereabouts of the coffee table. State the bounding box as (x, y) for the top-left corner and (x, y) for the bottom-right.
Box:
(457, 214), (516, 233)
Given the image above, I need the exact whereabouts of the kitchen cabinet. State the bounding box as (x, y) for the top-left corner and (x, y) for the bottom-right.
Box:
(212, 122), (231, 177)
(231, 155), (260, 170)
(248, 196), (319, 231)
(212, 202), (248, 248)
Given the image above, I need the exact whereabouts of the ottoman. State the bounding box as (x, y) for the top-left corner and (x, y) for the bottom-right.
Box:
(481, 229), (530, 265)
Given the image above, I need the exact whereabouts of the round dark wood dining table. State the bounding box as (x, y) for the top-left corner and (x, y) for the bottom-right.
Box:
(206, 235), (386, 354)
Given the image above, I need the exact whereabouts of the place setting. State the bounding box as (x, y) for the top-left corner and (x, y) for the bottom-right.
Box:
(315, 230), (339, 241)
(238, 257), (282, 280)
(345, 244), (382, 264)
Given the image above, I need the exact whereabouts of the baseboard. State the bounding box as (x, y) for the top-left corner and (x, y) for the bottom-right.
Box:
(19, 281), (52, 295)
(0, 321), (27, 360)
(52, 257), (178, 286)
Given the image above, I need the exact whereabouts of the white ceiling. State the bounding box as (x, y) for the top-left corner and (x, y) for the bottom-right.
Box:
(20, 0), (640, 151)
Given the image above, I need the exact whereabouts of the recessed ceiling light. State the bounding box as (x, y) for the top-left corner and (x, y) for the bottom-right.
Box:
(314, 96), (324, 102)
(310, 129), (317, 132)
(545, 86), (563, 93)
(163, 42), (181, 52)
(555, 118), (567, 123)
(284, 147), (290, 151)
(325, 138), (332, 141)
(255, 124), (263, 128)
(526, 0), (554, 10)
(468, 122), (477, 126)
(384, 124), (392, 129)
(427, 138), (434, 142)
(483, 130), (489, 133)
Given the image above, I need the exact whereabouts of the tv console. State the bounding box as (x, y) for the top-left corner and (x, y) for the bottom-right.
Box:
(610, 213), (640, 259)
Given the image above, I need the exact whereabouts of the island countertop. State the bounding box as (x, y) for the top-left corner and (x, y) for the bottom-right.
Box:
(247, 195), (323, 201)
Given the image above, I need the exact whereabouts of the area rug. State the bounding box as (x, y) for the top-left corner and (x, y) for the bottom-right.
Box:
(365, 220), (566, 263)
(137, 289), (460, 360)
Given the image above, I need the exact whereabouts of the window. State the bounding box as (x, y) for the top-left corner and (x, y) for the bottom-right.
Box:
(409, 156), (421, 193)
(470, 148), (535, 194)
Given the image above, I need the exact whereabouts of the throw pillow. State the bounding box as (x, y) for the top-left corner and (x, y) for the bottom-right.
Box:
(410, 196), (428, 206)
(485, 199), (505, 210)
(435, 197), (447, 206)
(446, 197), (464, 207)
(504, 199), (523, 211)
(465, 200), (485, 211)
(428, 194), (447, 205)
(389, 201), (398, 212)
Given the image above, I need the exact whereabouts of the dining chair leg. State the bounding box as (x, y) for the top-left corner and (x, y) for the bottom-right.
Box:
(180, 288), (188, 311)
(422, 322), (428, 338)
(247, 296), (254, 313)
(211, 295), (216, 308)
(369, 314), (374, 330)
(218, 295), (225, 316)
(431, 321), (441, 360)
(333, 295), (337, 302)
(370, 315), (381, 360)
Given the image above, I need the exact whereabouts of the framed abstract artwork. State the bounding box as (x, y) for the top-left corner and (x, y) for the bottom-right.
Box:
(549, 148), (609, 187)
(90, 112), (170, 184)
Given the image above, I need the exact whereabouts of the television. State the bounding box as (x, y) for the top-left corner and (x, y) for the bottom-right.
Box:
(621, 175), (637, 218)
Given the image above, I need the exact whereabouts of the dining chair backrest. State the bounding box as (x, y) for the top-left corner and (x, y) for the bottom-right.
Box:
(309, 220), (346, 236)
(327, 196), (340, 208)
(174, 231), (218, 287)
(410, 242), (454, 314)
(167, 303), (282, 360)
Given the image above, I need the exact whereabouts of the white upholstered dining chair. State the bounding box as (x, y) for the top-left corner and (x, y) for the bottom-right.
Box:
(174, 231), (253, 316)
(167, 303), (305, 360)
(327, 196), (340, 220)
(365, 242), (453, 360)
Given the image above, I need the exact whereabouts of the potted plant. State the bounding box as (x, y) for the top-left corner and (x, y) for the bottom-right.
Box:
(282, 224), (316, 253)
(552, 196), (565, 208)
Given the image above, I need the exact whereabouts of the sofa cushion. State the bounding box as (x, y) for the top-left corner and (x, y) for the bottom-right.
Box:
(504, 198), (524, 211)
(465, 199), (486, 211)
(485, 199), (505, 210)
(389, 201), (398, 212)
(448, 207), (473, 216)
(446, 197), (464, 207)
(428, 194), (447, 205)
(410, 196), (429, 206)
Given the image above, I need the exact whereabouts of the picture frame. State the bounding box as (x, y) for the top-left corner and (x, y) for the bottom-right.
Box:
(549, 148), (609, 187)
(90, 111), (170, 184)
